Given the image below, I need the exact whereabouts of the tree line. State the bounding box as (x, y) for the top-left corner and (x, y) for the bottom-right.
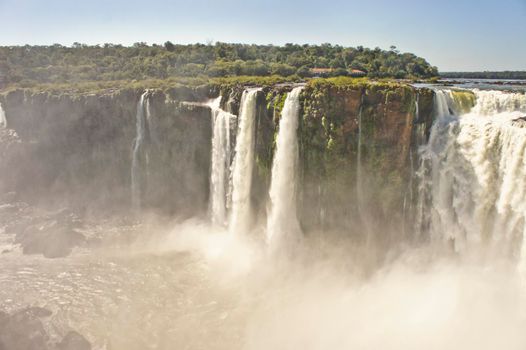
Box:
(440, 71), (526, 80)
(0, 42), (438, 86)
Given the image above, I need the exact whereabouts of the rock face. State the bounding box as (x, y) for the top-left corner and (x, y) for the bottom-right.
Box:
(55, 331), (91, 350)
(0, 82), (434, 239)
(144, 93), (212, 216)
(242, 82), (434, 242)
(0, 195), (86, 258)
(0, 307), (91, 350)
(296, 82), (434, 241)
(0, 90), (137, 212)
(0, 88), (213, 217)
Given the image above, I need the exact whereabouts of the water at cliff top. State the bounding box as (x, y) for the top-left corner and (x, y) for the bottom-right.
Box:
(267, 87), (302, 251)
(416, 89), (526, 268)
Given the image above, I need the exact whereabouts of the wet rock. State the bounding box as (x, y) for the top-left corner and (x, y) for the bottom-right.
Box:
(512, 116), (526, 127)
(0, 192), (17, 204)
(16, 221), (85, 258)
(0, 307), (51, 350)
(22, 307), (53, 318)
(55, 331), (91, 350)
(0, 204), (19, 214)
(0, 311), (8, 328)
(0, 201), (86, 258)
(0, 308), (91, 350)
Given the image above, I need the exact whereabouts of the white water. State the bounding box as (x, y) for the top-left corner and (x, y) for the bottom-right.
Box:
(229, 89), (259, 234)
(131, 91), (149, 211)
(473, 89), (526, 115)
(209, 97), (235, 226)
(144, 97), (157, 148)
(417, 89), (526, 264)
(267, 87), (303, 250)
(0, 102), (6, 128)
(356, 93), (374, 245)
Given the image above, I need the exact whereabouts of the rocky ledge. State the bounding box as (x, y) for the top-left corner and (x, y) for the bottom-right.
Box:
(0, 307), (91, 350)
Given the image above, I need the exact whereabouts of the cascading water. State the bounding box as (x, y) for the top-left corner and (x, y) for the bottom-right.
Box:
(0, 102), (6, 128)
(473, 89), (526, 115)
(209, 96), (235, 226)
(356, 92), (374, 245)
(414, 89), (455, 241)
(144, 97), (158, 148)
(416, 89), (526, 266)
(131, 91), (149, 212)
(266, 87), (303, 250)
(229, 89), (259, 234)
(402, 93), (421, 236)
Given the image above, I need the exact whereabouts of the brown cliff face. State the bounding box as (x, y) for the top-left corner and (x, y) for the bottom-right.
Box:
(298, 82), (433, 242)
(144, 92), (212, 217)
(0, 89), (138, 213)
(0, 82), (435, 233)
(0, 89), (212, 217)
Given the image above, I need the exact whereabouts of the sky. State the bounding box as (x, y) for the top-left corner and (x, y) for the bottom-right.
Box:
(0, 0), (525, 71)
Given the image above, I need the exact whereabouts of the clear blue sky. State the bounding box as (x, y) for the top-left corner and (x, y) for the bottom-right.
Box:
(1, 0), (525, 71)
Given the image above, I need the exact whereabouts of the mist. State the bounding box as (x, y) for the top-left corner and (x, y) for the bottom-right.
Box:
(40, 218), (526, 350)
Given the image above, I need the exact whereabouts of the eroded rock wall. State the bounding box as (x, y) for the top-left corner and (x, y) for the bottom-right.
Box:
(0, 88), (214, 217)
(0, 82), (434, 235)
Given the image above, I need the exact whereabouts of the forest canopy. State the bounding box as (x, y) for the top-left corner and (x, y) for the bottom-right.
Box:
(440, 71), (526, 80)
(0, 42), (438, 86)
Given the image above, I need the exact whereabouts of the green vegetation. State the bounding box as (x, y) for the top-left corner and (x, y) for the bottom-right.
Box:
(450, 90), (476, 114)
(0, 75), (299, 96)
(440, 71), (526, 80)
(0, 43), (438, 88)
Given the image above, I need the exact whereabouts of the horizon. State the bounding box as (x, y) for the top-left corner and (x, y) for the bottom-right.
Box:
(1, 0), (525, 72)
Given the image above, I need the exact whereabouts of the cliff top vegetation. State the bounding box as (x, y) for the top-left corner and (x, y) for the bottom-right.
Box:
(0, 42), (438, 88)
(440, 71), (526, 80)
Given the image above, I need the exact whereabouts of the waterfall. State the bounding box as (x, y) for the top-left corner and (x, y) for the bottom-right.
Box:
(209, 96), (235, 226)
(131, 91), (149, 212)
(229, 89), (260, 234)
(416, 89), (526, 265)
(472, 89), (526, 115)
(145, 97), (158, 149)
(0, 102), (6, 129)
(415, 89), (460, 241)
(267, 87), (303, 250)
(402, 93), (421, 236)
(356, 92), (372, 244)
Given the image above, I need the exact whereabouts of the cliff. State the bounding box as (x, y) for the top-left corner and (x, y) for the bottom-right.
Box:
(0, 79), (435, 237)
(0, 87), (214, 217)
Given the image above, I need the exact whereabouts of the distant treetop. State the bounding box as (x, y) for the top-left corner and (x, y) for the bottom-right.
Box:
(440, 71), (526, 80)
(0, 42), (438, 86)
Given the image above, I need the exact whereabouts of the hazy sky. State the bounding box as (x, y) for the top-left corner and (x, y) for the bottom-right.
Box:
(1, 0), (525, 71)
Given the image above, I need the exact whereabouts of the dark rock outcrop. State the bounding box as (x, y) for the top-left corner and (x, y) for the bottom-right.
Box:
(1, 195), (86, 258)
(55, 331), (91, 350)
(0, 307), (91, 350)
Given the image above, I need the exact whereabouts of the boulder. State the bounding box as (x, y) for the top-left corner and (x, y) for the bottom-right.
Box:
(0, 308), (91, 350)
(16, 221), (85, 258)
(0, 307), (52, 350)
(55, 331), (91, 350)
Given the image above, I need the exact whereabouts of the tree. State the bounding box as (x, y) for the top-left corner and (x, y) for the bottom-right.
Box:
(164, 41), (175, 52)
